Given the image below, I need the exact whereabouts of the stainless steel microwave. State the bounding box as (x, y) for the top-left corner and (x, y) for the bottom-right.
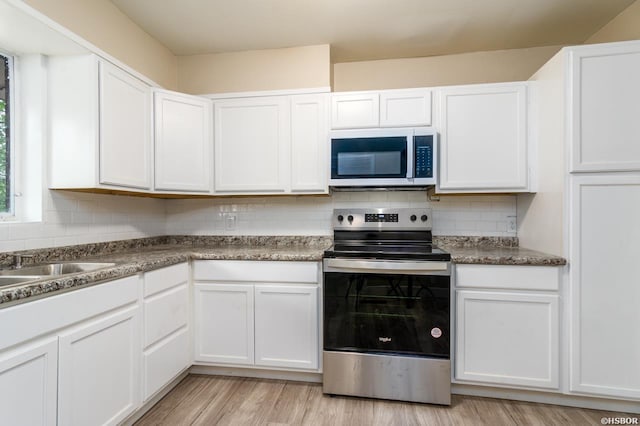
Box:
(329, 127), (437, 187)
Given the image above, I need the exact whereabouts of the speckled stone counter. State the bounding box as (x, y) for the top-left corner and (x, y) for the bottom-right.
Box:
(0, 234), (566, 307)
(0, 236), (331, 307)
(434, 236), (566, 266)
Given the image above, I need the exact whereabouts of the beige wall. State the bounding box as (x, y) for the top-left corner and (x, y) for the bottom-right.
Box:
(24, 0), (178, 89)
(517, 51), (566, 256)
(586, 0), (640, 44)
(333, 45), (563, 91)
(177, 45), (330, 95)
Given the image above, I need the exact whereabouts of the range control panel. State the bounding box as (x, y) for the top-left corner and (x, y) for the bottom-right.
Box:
(365, 213), (399, 223)
(333, 208), (433, 231)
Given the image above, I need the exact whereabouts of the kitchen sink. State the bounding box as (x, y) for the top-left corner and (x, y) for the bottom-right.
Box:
(0, 276), (43, 287)
(0, 262), (117, 277)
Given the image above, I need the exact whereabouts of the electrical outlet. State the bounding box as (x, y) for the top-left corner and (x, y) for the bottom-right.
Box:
(507, 216), (517, 232)
(225, 213), (237, 231)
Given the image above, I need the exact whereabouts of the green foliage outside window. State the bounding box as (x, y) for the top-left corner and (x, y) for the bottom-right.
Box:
(0, 54), (9, 213)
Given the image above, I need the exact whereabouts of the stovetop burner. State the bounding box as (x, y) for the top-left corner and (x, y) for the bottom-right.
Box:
(325, 207), (451, 262)
(324, 243), (451, 261)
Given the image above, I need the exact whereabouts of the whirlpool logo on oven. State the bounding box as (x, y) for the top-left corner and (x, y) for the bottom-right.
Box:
(378, 337), (392, 343)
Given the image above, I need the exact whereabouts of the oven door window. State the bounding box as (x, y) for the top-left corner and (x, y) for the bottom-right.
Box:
(324, 272), (450, 358)
(331, 137), (407, 179)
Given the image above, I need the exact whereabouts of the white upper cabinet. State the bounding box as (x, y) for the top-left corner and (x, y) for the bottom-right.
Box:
(49, 55), (152, 191)
(154, 90), (213, 192)
(331, 92), (380, 128)
(380, 88), (432, 127)
(569, 42), (640, 172)
(99, 61), (152, 189)
(436, 82), (529, 193)
(214, 96), (290, 193)
(331, 89), (433, 129)
(290, 94), (329, 192)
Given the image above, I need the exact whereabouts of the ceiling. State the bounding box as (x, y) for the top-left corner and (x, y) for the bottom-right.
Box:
(110, 0), (635, 63)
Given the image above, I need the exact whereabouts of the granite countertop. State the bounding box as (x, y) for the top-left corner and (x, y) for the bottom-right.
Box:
(0, 235), (566, 308)
(0, 236), (330, 307)
(433, 236), (566, 266)
(442, 245), (567, 266)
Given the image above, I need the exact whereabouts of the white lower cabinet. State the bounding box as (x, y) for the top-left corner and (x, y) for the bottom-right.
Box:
(455, 264), (560, 390)
(142, 263), (191, 401)
(58, 305), (141, 426)
(456, 290), (559, 389)
(254, 284), (318, 369)
(194, 283), (255, 365)
(193, 260), (320, 371)
(569, 175), (640, 399)
(0, 337), (58, 426)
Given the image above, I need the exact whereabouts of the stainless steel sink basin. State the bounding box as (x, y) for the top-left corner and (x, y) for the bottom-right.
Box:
(0, 276), (43, 287)
(0, 262), (117, 277)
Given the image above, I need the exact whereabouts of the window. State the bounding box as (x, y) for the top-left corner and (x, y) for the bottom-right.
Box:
(0, 53), (11, 217)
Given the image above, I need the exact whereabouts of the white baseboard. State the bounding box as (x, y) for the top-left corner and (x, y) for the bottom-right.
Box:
(452, 384), (640, 414)
(190, 364), (323, 383)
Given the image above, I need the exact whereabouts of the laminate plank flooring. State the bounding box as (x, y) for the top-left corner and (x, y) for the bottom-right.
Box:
(135, 375), (632, 426)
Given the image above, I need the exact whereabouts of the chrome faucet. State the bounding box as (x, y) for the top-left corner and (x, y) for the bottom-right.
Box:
(13, 254), (34, 269)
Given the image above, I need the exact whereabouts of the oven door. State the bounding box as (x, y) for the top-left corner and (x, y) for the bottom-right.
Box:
(329, 129), (413, 186)
(323, 258), (450, 358)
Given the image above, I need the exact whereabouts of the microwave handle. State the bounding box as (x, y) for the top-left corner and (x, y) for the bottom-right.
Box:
(406, 136), (414, 179)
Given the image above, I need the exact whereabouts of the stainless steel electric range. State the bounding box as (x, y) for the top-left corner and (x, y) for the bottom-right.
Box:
(322, 207), (451, 405)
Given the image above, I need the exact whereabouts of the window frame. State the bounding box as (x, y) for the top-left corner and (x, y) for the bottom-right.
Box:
(0, 51), (15, 221)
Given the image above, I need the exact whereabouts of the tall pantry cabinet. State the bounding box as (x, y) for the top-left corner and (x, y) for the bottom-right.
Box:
(519, 40), (640, 401)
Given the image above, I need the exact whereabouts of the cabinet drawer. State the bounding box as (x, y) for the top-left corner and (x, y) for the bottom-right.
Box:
(144, 263), (188, 297)
(144, 283), (189, 348)
(456, 264), (560, 291)
(0, 275), (139, 351)
(143, 327), (189, 401)
(193, 260), (318, 283)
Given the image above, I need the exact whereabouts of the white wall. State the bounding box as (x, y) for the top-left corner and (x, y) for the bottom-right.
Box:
(0, 191), (166, 252)
(165, 192), (517, 237)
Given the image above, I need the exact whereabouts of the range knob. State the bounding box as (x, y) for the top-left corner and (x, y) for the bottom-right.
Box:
(347, 215), (354, 223)
(337, 215), (344, 222)
(410, 215), (417, 222)
(421, 214), (428, 222)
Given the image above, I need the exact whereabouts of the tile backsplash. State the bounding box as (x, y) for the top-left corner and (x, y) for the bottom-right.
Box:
(164, 191), (517, 237)
(0, 191), (166, 252)
(0, 190), (516, 252)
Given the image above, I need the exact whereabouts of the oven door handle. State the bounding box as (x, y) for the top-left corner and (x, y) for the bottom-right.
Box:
(323, 258), (450, 275)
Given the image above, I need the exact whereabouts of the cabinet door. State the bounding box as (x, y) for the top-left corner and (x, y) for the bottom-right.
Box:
(214, 97), (289, 192)
(99, 60), (152, 189)
(290, 94), (329, 193)
(456, 290), (559, 389)
(380, 89), (432, 127)
(58, 306), (141, 426)
(569, 42), (640, 172)
(143, 327), (189, 401)
(194, 283), (254, 365)
(154, 90), (212, 192)
(437, 83), (528, 192)
(254, 284), (319, 370)
(570, 175), (640, 399)
(330, 92), (379, 129)
(0, 337), (58, 426)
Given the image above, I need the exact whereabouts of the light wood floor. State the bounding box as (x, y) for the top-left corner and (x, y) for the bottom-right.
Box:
(136, 374), (627, 426)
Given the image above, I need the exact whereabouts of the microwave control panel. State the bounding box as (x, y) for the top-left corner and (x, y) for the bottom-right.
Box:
(414, 135), (434, 178)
